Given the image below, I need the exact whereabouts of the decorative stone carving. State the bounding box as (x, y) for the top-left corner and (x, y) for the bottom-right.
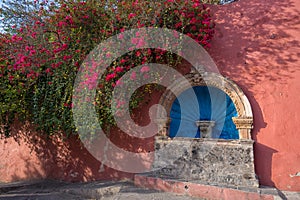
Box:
(195, 120), (216, 138)
(155, 118), (171, 136)
(232, 117), (253, 129)
(186, 68), (204, 84)
(157, 70), (253, 140)
(232, 117), (253, 140)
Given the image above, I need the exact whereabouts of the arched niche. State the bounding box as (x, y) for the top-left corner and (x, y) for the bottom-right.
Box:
(156, 68), (253, 140)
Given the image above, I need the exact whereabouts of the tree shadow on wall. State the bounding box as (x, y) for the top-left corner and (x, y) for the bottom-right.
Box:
(2, 120), (138, 183)
(207, 0), (300, 134)
(207, 0), (300, 188)
(1, 90), (163, 183)
(208, 0), (300, 88)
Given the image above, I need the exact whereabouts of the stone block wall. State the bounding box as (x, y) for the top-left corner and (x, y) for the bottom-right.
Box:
(152, 136), (259, 188)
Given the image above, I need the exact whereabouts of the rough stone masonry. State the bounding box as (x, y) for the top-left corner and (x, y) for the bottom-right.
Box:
(152, 136), (259, 188)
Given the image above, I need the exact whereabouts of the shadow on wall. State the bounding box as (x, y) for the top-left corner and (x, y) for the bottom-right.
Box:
(208, 0), (300, 88)
(207, 0), (300, 188)
(253, 143), (278, 187)
(0, 89), (163, 183)
(2, 121), (125, 182)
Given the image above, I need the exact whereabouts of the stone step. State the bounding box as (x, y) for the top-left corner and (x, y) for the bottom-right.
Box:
(134, 174), (290, 200)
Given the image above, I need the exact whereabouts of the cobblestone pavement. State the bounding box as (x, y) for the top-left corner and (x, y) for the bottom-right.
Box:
(0, 180), (203, 200)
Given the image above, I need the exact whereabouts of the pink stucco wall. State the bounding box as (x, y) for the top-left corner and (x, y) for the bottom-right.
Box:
(0, 0), (299, 192)
(207, 0), (300, 191)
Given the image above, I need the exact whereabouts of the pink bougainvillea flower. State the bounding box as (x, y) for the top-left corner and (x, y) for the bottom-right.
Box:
(115, 66), (123, 73)
(202, 19), (211, 26)
(19, 55), (27, 63)
(191, 26), (197, 31)
(106, 73), (116, 81)
(65, 15), (74, 24)
(11, 35), (22, 41)
(25, 46), (31, 51)
(118, 33), (124, 40)
(13, 64), (19, 70)
(128, 13), (136, 20)
(137, 20), (145, 28)
(173, 31), (179, 38)
(31, 32), (37, 38)
(106, 52), (111, 58)
(11, 35), (17, 40)
(190, 17), (197, 24)
(142, 56), (148, 62)
(62, 43), (68, 49)
(131, 37), (138, 45)
(29, 50), (36, 56)
(116, 79), (123, 86)
(175, 22), (182, 28)
(58, 21), (67, 27)
(130, 71), (136, 80)
(136, 51), (141, 57)
(63, 56), (68, 61)
(193, 3), (200, 8)
(45, 68), (51, 74)
(116, 100), (125, 108)
(136, 38), (145, 48)
(8, 75), (14, 81)
(140, 65), (150, 73)
(0, 0), (215, 135)
(120, 59), (127, 63)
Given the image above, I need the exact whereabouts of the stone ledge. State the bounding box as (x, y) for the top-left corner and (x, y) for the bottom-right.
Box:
(155, 136), (254, 145)
(134, 174), (275, 200)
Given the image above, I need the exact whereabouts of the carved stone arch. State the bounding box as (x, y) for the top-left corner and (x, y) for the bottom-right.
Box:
(156, 69), (253, 140)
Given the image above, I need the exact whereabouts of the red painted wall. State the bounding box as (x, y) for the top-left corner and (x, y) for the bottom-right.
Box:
(207, 0), (300, 191)
(0, 0), (299, 192)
